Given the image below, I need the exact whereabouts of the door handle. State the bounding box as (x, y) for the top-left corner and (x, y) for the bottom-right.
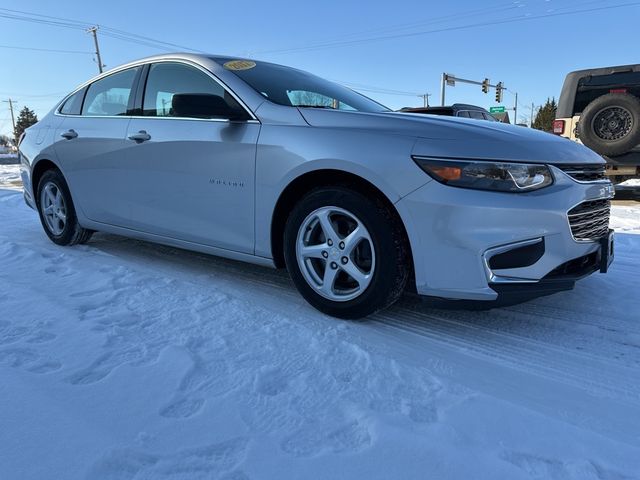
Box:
(128, 130), (151, 143)
(60, 129), (78, 140)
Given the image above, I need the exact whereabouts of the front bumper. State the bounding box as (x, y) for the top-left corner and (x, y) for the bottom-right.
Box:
(396, 165), (614, 301)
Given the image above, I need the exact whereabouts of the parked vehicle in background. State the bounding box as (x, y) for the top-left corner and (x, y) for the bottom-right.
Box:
(20, 53), (615, 319)
(554, 64), (640, 183)
(400, 103), (497, 122)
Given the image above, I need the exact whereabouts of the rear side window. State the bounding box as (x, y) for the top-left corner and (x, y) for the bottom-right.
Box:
(142, 62), (244, 118)
(59, 88), (85, 115)
(456, 111), (470, 118)
(82, 67), (140, 116)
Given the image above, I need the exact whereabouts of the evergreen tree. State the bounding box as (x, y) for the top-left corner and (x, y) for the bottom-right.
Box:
(14, 106), (38, 142)
(532, 98), (557, 132)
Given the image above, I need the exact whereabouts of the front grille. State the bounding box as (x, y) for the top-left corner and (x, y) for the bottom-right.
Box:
(557, 164), (606, 182)
(567, 199), (610, 241)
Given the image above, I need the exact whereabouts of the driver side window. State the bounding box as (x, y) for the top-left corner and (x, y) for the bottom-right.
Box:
(142, 62), (245, 119)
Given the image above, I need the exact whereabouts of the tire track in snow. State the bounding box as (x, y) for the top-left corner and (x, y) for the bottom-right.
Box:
(71, 229), (640, 405)
(371, 306), (640, 402)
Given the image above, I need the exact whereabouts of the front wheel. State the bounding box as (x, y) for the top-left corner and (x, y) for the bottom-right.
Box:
(283, 187), (409, 319)
(36, 169), (93, 246)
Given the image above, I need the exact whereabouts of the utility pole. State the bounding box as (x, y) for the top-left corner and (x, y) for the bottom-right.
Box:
(530, 102), (535, 127)
(440, 73), (446, 106)
(514, 91), (518, 126)
(87, 26), (104, 73)
(418, 93), (431, 107)
(3, 99), (16, 143)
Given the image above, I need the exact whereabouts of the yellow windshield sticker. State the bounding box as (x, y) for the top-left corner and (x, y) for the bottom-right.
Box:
(223, 60), (256, 71)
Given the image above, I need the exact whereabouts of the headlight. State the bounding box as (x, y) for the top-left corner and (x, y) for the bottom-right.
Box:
(413, 157), (554, 192)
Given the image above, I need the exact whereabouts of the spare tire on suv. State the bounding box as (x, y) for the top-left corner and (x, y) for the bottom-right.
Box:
(578, 93), (640, 156)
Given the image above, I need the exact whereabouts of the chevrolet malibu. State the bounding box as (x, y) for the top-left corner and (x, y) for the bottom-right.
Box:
(19, 53), (615, 318)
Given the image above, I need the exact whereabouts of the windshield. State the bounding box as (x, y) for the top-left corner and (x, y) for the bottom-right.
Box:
(213, 57), (390, 113)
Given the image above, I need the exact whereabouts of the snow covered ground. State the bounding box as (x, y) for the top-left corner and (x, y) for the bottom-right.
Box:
(1, 167), (640, 480)
(0, 163), (22, 190)
(619, 178), (640, 187)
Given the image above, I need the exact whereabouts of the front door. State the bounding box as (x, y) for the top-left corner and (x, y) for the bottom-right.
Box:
(121, 62), (259, 254)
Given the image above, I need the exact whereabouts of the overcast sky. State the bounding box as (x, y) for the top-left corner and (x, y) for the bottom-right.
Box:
(1, 0), (639, 135)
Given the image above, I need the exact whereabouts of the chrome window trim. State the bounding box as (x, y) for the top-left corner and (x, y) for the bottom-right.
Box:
(54, 64), (143, 118)
(54, 58), (259, 122)
(53, 113), (259, 124)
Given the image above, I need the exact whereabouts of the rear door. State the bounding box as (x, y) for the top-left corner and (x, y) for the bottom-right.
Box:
(54, 66), (142, 224)
(121, 61), (260, 253)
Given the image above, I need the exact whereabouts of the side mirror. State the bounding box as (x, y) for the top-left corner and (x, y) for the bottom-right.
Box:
(171, 93), (247, 120)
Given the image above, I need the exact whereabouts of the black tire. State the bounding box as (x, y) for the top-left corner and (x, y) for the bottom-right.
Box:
(283, 187), (409, 319)
(36, 169), (93, 246)
(578, 93), (640, 156)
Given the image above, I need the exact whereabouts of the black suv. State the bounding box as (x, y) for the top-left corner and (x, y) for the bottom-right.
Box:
(400, 103), (497, 122)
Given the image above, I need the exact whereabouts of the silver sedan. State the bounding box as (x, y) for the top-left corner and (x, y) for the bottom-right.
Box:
(19, 53), (615, 318)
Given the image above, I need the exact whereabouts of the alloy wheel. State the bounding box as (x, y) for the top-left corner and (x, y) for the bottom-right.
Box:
(295, 206), (375, 302)
(40, 181), (67, 236)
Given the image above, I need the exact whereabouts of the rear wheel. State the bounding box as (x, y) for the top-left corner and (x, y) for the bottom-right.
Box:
(283, 187), (409, 319)
(36, 169), (93, 246)
(578, 93), (640, 156)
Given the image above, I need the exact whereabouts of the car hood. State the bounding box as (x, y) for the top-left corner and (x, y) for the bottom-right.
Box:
(298, 109), (604, 165)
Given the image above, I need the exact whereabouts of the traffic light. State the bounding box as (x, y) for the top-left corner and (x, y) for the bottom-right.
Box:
(481, 78), (489, 94)
(495, 82), (503, 103)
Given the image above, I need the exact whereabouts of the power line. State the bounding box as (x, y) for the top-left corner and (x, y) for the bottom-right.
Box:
(98, 27), (204, 53)
(0, 12), (86, 30)
(293, 2), (520, 46)
(0, 91), (68, 98)
(337, 81), (422, 97)
(254, 2), (640, 55)
(98, 30), (186, 52)
(0, 44), (91, 54)
(351, 87), (421, 97)
(0, 8), (202, 53)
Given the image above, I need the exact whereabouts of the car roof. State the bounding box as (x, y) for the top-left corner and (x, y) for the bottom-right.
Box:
(565, 64), (640, 77)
